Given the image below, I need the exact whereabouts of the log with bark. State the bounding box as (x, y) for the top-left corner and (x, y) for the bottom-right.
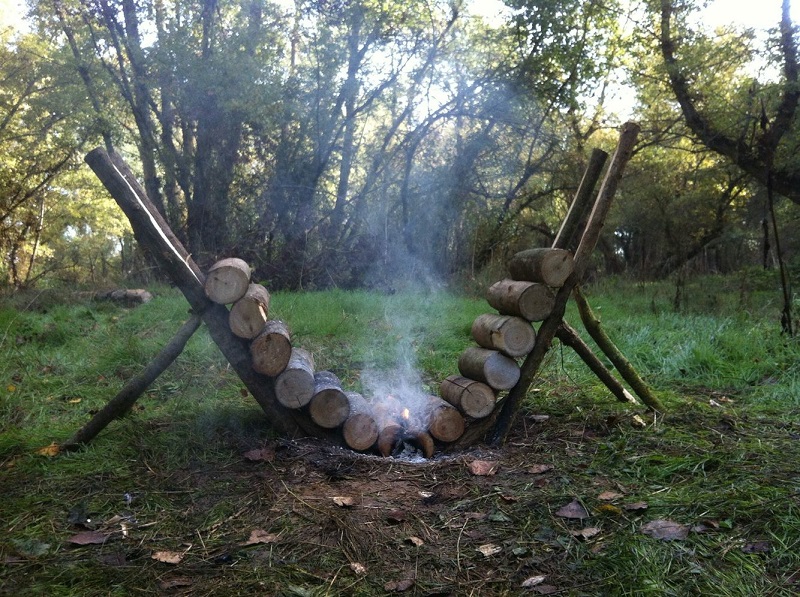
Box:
(274, 348), (316, 408)
(97, 288), (154, 306)
(229, 283), (271, 339)
(440, 374), (496, 419)
(250, 319), (292, 377)
(486, 279), (555, 322)
(204, 258), (252, 304)
(341, 392), (379, 451)
(508, 248), (574, 287)
(458, 347), (520, 390)
(423, 394), (465, 442)
(374, 397), (405, 457)
(309, 371), (350, 428)
(471, 313), (536, 358)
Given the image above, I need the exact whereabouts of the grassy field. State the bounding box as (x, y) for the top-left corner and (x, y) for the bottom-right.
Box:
(1, 276), (799, 596)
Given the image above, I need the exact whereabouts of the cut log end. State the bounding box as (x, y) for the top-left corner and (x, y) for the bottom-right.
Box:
(229, 283), (271, 339)
(509, 248), (574, 288)
(471, 313), (535, 358)
(487, 279), (555, 322)
(440, 375), (496, 419)
(204, 258), (251, 304)
(250, 320), (292, 377)
(275, 348), (315, 408)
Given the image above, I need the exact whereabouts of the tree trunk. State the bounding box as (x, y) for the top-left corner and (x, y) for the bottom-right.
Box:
(471, 313), (536, 358)
(486, 279), (555, 322)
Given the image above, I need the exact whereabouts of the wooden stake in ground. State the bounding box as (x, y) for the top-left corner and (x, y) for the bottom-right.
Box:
(250, 320), (292, 377)
(458, 347), (520, 390)
(471, 313), (536, 358)
(440, 375), (496, 419)
(229, 283), (271, 339)
(486, 279), (555, 322)
(61, 314), (201, 451)
(205, 258), (251, 304)
(274, 348), (316, 408)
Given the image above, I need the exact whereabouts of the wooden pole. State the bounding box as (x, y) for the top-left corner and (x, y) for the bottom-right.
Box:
(61, 314), (202, 450)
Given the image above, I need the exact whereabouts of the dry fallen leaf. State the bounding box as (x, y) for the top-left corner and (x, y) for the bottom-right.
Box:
(641, 519), (690, 541)
(405, 536), (424, 547)
(332, 496), (355, 507)
(521, 575), (546, 587)
(527, 464), (554, 475)
(242, 447), (275, 462)
(387, 509), (407, 523)
(533, 585), (559, 595)
(570, 527), (602, 540)
(623, 501), (649, 512)
(67, 531), (109, 546)
(530, 414), (550, 423)
(36, 442), (60, 457)
(598, 491), (624, 501)
(243, 529), (280, 546)
(477, 543), (502, 557)
(350, 562), (367, 575)
(152, 550), (184, 564)
(384, 578), (414, 592)
(742, 541), (771, 554)
(467, 460), (500, 476)
(555, 499), (589, 520)
(158, 577), (193, 590)
(595, 504), (623, 516)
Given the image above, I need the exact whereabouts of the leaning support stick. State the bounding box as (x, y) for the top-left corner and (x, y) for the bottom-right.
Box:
(61, 314), (202, 451)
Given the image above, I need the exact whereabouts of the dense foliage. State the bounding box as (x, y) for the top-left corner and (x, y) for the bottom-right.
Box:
(0, 0), (798, 293)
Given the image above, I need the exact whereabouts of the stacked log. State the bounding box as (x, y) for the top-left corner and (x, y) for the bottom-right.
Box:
(275, 348), (315, 408)
(250, 320), (292, 376)
(486, 280), (554, 322)
(204, 258), (251, 304)
(198, 248), (576, 459)
(440, 375), (495, 419)
(342, 392), (379, 451)
(309, 371), (350, 428)
(229, 284), (271, 339)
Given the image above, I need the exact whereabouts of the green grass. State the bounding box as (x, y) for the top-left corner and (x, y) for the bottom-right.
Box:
(1, 278), (799, 595)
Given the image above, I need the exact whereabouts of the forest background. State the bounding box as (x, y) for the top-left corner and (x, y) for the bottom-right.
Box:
(1, 0), (798, 316)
